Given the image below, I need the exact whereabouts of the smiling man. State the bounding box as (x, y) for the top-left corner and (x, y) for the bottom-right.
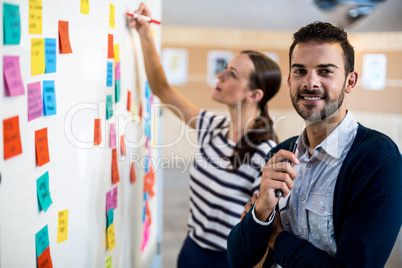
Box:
(227, 22), (402, 268)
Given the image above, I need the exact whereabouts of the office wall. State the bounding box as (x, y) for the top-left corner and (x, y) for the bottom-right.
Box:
(0, 0), (162, 267)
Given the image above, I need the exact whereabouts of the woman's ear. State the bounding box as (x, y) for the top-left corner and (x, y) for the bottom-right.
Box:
(247, 89), (264, 104)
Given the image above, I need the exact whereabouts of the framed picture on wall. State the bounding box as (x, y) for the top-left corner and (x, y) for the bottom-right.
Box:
(161, 48), (189, 86)
(207, 50), (233, 88)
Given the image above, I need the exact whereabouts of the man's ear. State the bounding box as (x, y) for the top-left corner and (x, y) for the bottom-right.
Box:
(345, 71), (358, 94)
(247, 89), (264, 104)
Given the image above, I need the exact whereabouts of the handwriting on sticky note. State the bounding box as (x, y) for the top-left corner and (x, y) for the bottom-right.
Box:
(3, 116), (22, 160)
(108, 34), (114, 59)
(112, 186), (118, 209)
(28, 82), (43, 121)
(35, 225), (49, 257)
(107, 62), (113, 87)
(35, 128), (50, 166)
(3, 3), (21, 45)
(37, 246), (53, 268)
(115, 79), (120, 102)
(31, 38), (45, 75)
(3, 56), (25, 96)
(106, 255), (112, 268)
(106, 95), (113, 120)
(106, 190), (113, 216)
(107, 223), (116, 251)
(44, 38), (56, 73)
(127, 90), (131, 111)
(29, 0), (42, 35)
(81, 0), (89, 15)
(109, 123), (116, 148)
(43, 80), (57, 116)
(109, 3), (115, 29)
(36, 171), (53, 212)
(107, 208), (114, 227)
(57, 209), (68, 243)
(111, 148), (120, 184)
(58, 21), (72, 54)
(94, 119), (101, 146)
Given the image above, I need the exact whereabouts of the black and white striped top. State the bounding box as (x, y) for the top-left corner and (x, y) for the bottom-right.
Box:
(187, 110), (276, 251)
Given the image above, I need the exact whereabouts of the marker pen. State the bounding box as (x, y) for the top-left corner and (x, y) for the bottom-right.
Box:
(275, 141), (297, 197)
(125, 12), (161, 25)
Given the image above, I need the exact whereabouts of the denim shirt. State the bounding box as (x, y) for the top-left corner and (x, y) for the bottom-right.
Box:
(278, 111), (358, 257)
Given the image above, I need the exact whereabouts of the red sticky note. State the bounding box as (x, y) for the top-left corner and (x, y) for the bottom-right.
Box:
(3, 115), (22, 160)
(27, 82), (43, 121)
(58, 21), (72, 54)
(107, 34), (114, 59)
(111, 148), (120, 184)
(3, 56), (25, 96)
(120, 135), (126, 156)
(37, 247), (53, 268)
(94, 119), (101, 146)
(127, 90), (131, 111)
(130, 162), (136, 184)
(35, 128), (50, 166)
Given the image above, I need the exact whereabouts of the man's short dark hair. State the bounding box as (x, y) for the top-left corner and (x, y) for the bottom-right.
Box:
(289, 22), (355, 75)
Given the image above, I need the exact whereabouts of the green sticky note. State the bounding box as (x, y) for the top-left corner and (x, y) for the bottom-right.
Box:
(115, 79), (120, 103)
(36, 171), (53, 212)
(3, 3), (21, 45)
(106, 95), (113, 120)
(107, 208), (114, 227)
(35, 225), (49, 258)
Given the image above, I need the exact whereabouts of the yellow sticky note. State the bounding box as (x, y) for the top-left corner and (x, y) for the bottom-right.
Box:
(29, 0), (42, 35)
(113, 44), (119, 64)
(109, 3), (115, 29)
(57, 209), (69, 243)
(106, 256), (112, 268)
(81, 0), (89, 15)
(107, 223), (115, 251)
(31, 38), (45, 76)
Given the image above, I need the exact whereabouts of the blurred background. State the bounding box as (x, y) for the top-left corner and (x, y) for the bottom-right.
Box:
(157, 0), (402, 267)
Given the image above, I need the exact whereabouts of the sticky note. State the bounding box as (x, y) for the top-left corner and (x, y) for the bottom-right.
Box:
(107, 62), (113, 87)
(112, 187), (118, 209)
(81, 0), (89, 15)
(44, 38), (57, 73)
(3, 116), (22, 160)
(35, 225), (49, 257)
(37, 247), (53, 268)
(111, 148), (120, 184)
(107, 208), (114, 227)
(115, 80), (120, 103)
(3, 3), (21, 45)
(57, 209), (68, 243)
(120, 135), (126, 156)
(106, 95), (113, 120)
(94, 119), (101, 146)
(106, 256), (112, 268)
(58, 21), (72, 54)
(113, 44), (120, 63)
(107, 223), (115, 251)
(109, 123), (116, 148)
(31, 38), (45, 75)
(37, 171), (52, 211)
(108, 34), (114, 59)
(43, 81), (57, 116)
(35, 128), (50, 166)
(115, 62), (120, 80)
(3, 56), (25, 96)
(130, 162), (136, 184)
(106, 190), (113, 216)
(109, 3), (115, 29)
(29, 0), (42, 35)
(28, 82), (43, 121)
(127, 90), (131, 111)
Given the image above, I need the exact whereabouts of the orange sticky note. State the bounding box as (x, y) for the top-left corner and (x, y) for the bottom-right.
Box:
(94, 119), (101, 146)
(35, 128), (50, 166)
(120, 135), (126, 156)
(107, 34), (114, 59)
(130, 162), (136, 184)
(111, 148), (120, 184)
(127, 90), (131, 111)
(3, 115), (22, 160)
(58, 21), (72, 54)
(37, 247), (53, 268)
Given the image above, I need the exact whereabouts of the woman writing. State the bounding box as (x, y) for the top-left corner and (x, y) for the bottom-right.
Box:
(131, 3), (282, 267)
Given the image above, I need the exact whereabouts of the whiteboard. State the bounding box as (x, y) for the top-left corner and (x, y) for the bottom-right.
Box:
(0, 0), (162, 267)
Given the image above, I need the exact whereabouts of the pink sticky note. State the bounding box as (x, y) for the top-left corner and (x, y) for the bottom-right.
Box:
(27, 82), (43, 121)
(106, 190), (113, 216)
(112, 186), (117, 209)
(110, 124), (116, 148)
(3, 56), (25, 96)
(115, 62), (120, 80)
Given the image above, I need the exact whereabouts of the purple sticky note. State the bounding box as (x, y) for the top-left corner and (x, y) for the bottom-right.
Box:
(110, 123), (116, 148)
(115, 62), (120, 80)
(112, 186), (118, 209)
(3, 56), (25, 96)
(27, 82), (43, 121)
(106, 190), (113, 216)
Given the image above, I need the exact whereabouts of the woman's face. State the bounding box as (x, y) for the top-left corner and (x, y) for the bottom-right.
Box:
(212, 54), (255, 107)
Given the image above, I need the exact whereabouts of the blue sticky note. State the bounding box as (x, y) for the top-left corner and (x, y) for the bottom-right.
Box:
(45, 38), (57, 73)
(3, 3), (21, 45)
(35, 225), (49, 258)
(36, 171), (53, 212)
(107, 208), (114, 227)
(43, 81), (57, 116)
(107, 62), (113, 87)
(115, 79), (120, 103)
(106, 95), (113, 120)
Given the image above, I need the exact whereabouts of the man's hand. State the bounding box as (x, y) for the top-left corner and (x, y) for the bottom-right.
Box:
(268, 213), (285, 249)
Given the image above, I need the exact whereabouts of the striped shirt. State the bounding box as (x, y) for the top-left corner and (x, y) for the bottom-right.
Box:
(188, 110), (276, 251)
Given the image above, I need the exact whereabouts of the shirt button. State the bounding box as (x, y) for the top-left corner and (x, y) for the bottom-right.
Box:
(300, 230), (304, 235)
(321, 207), (326, 213)
(300, 195), (306, 201)
(307, 163), (312, 168)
